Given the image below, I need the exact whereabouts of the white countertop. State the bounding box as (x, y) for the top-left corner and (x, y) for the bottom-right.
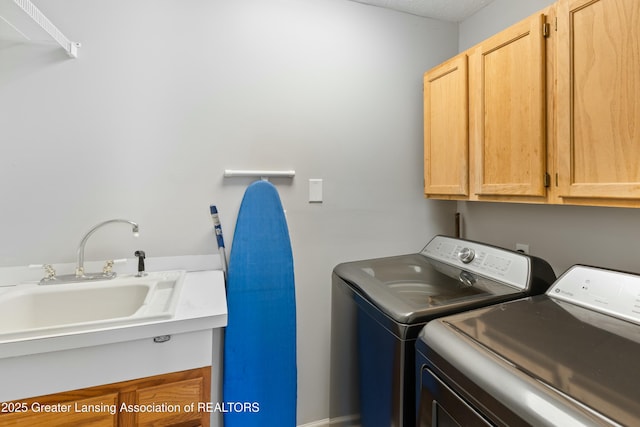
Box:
(0, 259), (228, 359)
(0, 262), (228, 402)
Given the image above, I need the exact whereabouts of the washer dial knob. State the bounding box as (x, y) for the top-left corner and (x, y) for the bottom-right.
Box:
(458, 247), (475, 264)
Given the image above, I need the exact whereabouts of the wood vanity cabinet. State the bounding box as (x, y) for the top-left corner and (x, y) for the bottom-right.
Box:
(0, 367), (211, 427)
(555, 0), (640, 206)
(424, 10), (551, 202)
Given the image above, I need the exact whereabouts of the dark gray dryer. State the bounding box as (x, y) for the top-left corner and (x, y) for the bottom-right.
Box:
(329, 235), (556, 427)
(417, 264), (640, 427)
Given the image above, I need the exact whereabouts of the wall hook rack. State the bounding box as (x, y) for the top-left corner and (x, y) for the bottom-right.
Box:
(224, 169), (296, 182)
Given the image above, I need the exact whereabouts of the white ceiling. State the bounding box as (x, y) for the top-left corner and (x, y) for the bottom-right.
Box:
(348, 0), (496, 22)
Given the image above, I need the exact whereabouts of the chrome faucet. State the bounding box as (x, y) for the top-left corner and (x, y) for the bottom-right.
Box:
(37, 219), (140, 285)
(75, 219), (139, 278)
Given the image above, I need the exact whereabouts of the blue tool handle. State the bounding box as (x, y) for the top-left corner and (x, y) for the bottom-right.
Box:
(210, 205), (226, 248)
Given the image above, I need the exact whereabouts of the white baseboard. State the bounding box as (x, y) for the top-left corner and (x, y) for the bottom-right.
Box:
(298, 418), (330, 427)
(298, 415), (360, 427)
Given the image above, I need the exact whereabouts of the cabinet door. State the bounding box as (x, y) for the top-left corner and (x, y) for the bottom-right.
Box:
(557, 0), (640, 200)
(0, 393), (118, 427)
(119, 368), (211, 427)
(132, 377), (206, 427)
(470, 13), (547, 197)
(423, 54), (469, 197)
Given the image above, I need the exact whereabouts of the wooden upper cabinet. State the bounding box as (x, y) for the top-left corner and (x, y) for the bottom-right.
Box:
(424, 54), (469, 197)
(423, 0), (640, 207)
(556, 0), (640, 201)
(469, 13), (548, 198)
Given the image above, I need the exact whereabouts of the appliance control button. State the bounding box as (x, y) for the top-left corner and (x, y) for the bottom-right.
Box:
(458, 247), (475, 264)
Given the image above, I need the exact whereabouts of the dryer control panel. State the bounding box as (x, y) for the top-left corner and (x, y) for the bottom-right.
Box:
(421, 235), (530, 290)
(549, 265), (640, 326)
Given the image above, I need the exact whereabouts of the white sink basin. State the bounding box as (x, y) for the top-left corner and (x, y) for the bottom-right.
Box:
(0, 270), (185, 341)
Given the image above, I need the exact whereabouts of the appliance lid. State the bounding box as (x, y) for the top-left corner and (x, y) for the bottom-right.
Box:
(431, 295), (640, 426)
(333, 236), (543, 324)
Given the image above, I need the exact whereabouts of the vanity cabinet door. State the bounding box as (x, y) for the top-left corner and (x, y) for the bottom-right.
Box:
(118, 368), (211, 427)
(469, 13), (548, 198)
(556, 0), (640, 202)
(423, 54), (469, 198)
(123, 375), (208, 427)
(0, 393), (118, 427)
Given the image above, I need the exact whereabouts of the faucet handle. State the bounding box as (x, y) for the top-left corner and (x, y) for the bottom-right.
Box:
(30, 263), (57, 279)
(43, 264), (57, 280)
(102, 260), (115, 277)
(101, 258), (125, 278)
(31, 264), (58, 285)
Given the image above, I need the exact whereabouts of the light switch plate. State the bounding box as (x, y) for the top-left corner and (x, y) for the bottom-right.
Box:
(309, 179), (323, 203)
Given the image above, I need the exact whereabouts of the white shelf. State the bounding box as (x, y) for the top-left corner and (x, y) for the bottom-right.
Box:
(0, 0), (79, 58)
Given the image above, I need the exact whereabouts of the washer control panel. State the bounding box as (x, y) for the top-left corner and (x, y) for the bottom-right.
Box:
(458, 247), (476, 264)
(549, 265), (640, 325)
(421, 235), (530, 290)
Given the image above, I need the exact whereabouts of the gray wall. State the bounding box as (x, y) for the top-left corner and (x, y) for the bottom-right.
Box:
(0, 0), (457, 424)
(459, 0), (555, 51)
(459, 0), (640, 277)
(458, 202), (640, 275)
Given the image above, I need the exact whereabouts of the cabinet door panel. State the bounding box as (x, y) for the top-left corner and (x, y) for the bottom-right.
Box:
(424, 55), (469, 197)
(133, 377), (205, 427)
(0, 394), (118, 427)
(557, 0), (640, 199)
(470, 14), (547, 197)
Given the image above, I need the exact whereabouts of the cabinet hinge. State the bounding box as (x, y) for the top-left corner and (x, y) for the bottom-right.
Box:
(544, 172), (551, 188)
(543, 22), (551, 38)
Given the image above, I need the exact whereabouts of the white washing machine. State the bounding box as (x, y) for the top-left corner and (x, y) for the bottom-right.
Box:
(329, 235), (556, 427)
(416, 264), (640, 426)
